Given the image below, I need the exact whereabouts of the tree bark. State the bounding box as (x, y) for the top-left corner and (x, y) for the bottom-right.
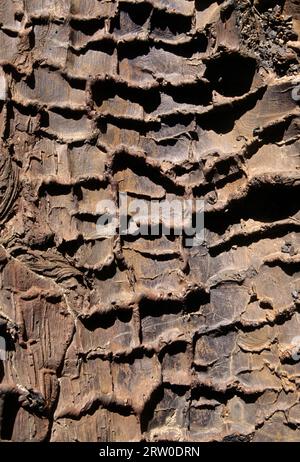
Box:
(0, 0), (299, 442)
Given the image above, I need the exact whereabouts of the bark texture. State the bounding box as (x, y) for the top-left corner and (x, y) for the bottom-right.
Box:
(0, 0), (300, 442)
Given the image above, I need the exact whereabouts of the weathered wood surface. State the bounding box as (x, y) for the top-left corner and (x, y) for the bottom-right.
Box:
(0, 0), (299, 442)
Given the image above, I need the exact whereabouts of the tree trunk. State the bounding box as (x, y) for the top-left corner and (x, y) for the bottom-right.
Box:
(0, 0), (299, 442)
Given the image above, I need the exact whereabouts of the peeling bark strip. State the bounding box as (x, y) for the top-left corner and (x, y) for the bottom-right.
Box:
(0, 0), (299, 443)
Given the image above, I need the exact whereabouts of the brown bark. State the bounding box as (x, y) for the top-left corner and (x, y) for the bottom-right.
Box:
(0, 0), (299, 442)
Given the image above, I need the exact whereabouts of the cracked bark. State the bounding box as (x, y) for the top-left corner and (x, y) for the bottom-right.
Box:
(0, 0), (299, 442)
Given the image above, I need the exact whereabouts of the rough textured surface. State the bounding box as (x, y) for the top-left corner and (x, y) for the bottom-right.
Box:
(0, 0), (299, 442)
